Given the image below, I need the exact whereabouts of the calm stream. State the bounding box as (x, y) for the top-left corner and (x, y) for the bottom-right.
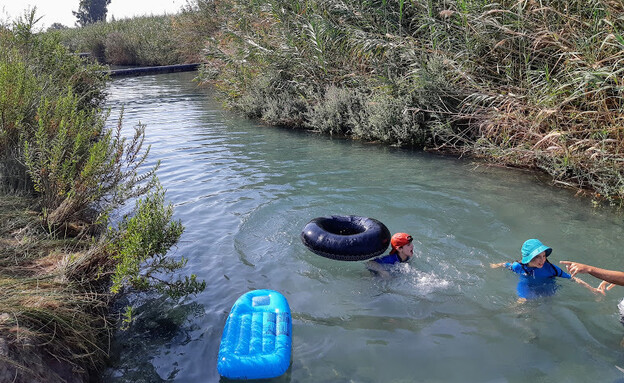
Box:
(102, 72), (624, 383)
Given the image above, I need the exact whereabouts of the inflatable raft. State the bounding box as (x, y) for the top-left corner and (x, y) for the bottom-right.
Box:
(217, 289), (292, 379)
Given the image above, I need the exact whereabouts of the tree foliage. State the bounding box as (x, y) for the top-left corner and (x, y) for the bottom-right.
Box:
(47, 22), (69, 31)
(73, 0), (112, 26)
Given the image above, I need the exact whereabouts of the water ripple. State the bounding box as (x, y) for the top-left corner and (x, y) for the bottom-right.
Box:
(103, 72), (624, 383)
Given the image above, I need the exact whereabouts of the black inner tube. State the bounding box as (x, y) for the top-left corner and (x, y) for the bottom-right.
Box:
(316, 219), (365, 236)
(301, 215), (390, 261)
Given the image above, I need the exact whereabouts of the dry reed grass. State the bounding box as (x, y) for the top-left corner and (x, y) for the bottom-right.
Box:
(0, 194), (111, 382)
(193, 0), (624, 204)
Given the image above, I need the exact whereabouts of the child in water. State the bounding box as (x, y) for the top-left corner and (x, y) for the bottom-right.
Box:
(366, 232), (413, 278)
(491, 239), (603, 300)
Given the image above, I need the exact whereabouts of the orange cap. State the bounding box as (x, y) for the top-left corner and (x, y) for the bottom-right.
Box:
(390, 233), (413, 254)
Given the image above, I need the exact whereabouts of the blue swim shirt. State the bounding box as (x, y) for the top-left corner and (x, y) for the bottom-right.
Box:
(366, 253), (407, 276)
(504, 261), (571, 299)
(504, 261), (571, 279)
(371, 253), (403, 265)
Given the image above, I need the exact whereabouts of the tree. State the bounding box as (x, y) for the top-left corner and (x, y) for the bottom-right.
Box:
(47, 22), (68, 30)
(73, 0), (112, 26)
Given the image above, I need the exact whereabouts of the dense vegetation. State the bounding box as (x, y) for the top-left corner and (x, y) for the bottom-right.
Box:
(56, 11), (210, 66)
(0, 11), (203, 382)
(1, 0), (622, 379)
(191, 0), (624, 204)
(51, 0), (624, 204)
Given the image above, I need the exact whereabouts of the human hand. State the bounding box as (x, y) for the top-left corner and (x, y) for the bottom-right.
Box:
(560, 261), (591, 277)
(490, 262), (505, 269)
(597, 280), (615, 294)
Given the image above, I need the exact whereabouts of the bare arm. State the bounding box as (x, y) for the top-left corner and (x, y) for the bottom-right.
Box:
(571, 276), (605, 295)
(597, 280), (616, 293)
(366, 260), (390, 278)
(560, 261), (624, 286)
(490, 262), (507, 269)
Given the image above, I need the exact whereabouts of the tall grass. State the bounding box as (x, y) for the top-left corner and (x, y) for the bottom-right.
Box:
(56, 15), (188, 66)
(1, 11), (204, 381)
(0, 195), (109, 382)
(193, 0), (624, 204)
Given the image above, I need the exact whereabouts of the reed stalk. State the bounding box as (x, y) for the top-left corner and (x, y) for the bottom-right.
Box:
(192, 0), (624, 204)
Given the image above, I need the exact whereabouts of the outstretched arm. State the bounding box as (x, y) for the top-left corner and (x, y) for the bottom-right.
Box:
(490, 262), (507, 269)
(560, 261), (624, 286)
(597, 280), (616, 294)
(571, 276), (606, 295)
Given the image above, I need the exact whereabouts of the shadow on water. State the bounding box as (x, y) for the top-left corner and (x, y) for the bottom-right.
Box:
(103, 293), (205, 382)
(219, 368), (293, 383)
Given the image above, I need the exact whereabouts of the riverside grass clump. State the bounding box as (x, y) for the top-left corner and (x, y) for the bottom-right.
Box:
(55, 15), (189, 66)
(1, 13), (204, 382)
(195, 0), (624, 204)
(0, 197), (110, 382)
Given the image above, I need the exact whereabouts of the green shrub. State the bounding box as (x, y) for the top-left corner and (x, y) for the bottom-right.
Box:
(0, 11), (107, 194)
(106, 185), (205, 299)
(0, 14), (205, 380)
(230, 67), (309, 126)
(362, 93), (427, 147)
(306, 86), (366, 136)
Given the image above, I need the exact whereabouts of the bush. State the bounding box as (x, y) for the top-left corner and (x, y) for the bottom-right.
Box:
(56, 16), (187, 66)
(306, 86), (366, 136)
(0, 12), (205, 381)
(229, 67), (309, 126)
(106, 186), (205, 299)
(362, 93), (427, 147)
(1, 12), (107, 194)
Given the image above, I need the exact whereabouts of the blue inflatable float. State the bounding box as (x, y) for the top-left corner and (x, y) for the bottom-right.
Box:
(217, 290), (292, 379)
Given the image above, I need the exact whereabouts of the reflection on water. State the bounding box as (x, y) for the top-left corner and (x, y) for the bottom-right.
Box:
(102, 72), (624, 383)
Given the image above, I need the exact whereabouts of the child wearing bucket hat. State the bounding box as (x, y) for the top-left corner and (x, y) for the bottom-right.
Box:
(491, 239), (603, 300)
(366, 232), (414, 277)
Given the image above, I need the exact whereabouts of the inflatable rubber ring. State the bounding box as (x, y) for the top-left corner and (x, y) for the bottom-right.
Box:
(301, 215), (391, 261)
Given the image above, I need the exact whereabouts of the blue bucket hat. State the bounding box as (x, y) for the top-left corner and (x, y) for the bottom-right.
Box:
(521, 239), (552, 264)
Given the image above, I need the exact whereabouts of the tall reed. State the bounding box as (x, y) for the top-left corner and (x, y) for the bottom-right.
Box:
(194, 0), (624, 203)
(55, 15), (187, 66)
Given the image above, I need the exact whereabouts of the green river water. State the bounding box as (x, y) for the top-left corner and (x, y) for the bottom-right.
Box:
(102, 71), (624, 383)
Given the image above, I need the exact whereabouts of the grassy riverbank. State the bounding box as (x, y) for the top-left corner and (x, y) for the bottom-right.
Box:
(56, 10), (211, 66)
(48, 0), (624, 204)
(0, 195), (110, 382)
(1, 12), (204, 382)
(191, 0), (624, 205)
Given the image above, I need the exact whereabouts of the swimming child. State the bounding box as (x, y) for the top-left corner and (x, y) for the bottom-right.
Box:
(491, 238), (603, 300)
(366, 232), (413, 278)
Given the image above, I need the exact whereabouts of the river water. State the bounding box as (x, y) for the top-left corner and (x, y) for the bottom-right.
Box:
(102, 72), (624, 383)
